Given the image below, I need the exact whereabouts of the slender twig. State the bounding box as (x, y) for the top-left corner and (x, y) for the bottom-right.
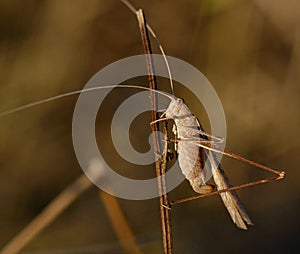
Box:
(99, 190), (142, 254)
(136, 9), (173, 254)
(1, 158), (141, 254)
(0, 174), (93, 254)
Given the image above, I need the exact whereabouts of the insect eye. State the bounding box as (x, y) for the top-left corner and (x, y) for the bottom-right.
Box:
(176, 98), (183, 104)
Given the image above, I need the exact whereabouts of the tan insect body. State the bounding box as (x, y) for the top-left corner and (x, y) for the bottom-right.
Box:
(164, 97), (253, 230)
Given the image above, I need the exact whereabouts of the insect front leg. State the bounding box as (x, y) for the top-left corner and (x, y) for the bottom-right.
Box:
(149, 117), (172, 126)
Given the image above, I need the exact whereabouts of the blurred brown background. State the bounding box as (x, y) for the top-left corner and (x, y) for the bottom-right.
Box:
(0, 0), (299, 253)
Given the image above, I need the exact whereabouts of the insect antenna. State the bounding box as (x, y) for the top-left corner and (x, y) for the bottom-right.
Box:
(0, 85), (173, 118)
(120, 0), (175, 96)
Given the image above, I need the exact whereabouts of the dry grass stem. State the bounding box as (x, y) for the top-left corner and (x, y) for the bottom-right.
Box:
(99, 190), (142, 254)
(136, 9), (173, 254)
(1, 174), (92, 254)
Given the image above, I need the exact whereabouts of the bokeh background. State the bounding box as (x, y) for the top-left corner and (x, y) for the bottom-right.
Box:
(0, 0), (299, 253)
